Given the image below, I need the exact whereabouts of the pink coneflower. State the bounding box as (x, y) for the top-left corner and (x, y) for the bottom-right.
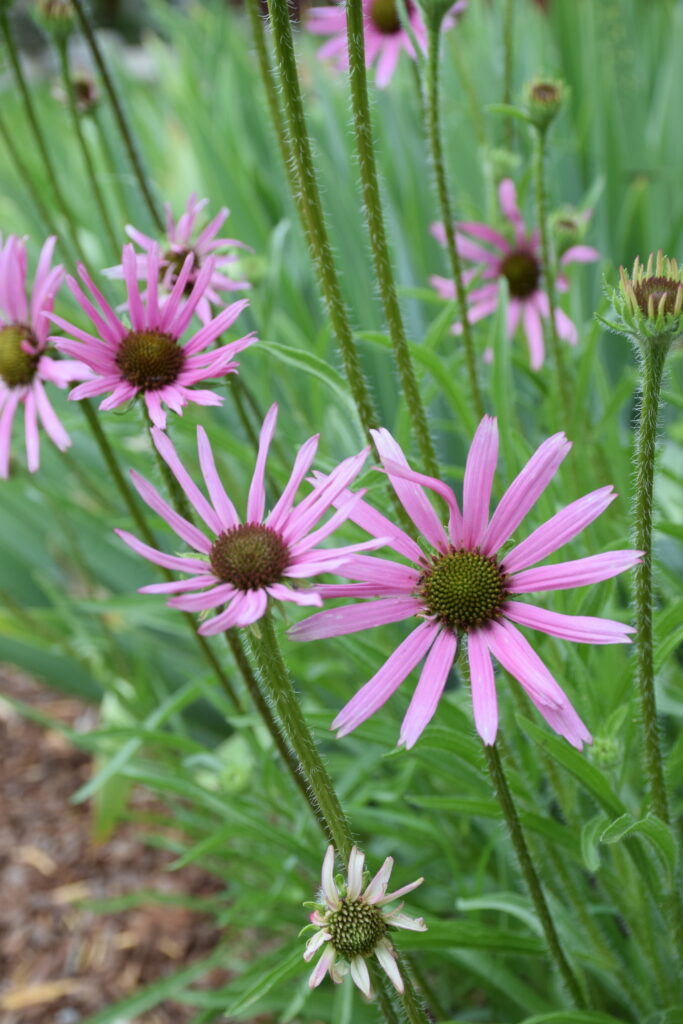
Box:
(307, 0), (467, 89)
(304, 845), (426, 997)
(290, 417), (641, 749)
(430, 178), (599, 369)
(50, 243), (255, 430)
(0, 235), (90, 478)
(105, 194), (250, 325)
(116, 405), (383, 634)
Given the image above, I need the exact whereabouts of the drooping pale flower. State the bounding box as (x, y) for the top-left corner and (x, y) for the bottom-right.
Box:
(0, 235), (91, 479)
(290, 417), (641, 749)
(50, 243), (255, 429)
(116, 405), (383, 634)
(105, 194), (249, 324)
(304, 845), (426, 997)
(306, 0), (467, 89)
(430, 178), (599, 369)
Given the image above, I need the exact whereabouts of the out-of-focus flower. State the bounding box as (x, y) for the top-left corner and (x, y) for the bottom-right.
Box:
(431, 178), (599, 369)
(105, 195), (250, 325)
(0, 235), (90, 478)
(116, 405), (383, 634)
(304, 845), (426, 997)
(306, 0), (466, 89)
(50, 243), (255, 429)
(290, 417), (641, 749)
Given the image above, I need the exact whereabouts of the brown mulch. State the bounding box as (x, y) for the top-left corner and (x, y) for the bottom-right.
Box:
(0, 669), (240, 1024)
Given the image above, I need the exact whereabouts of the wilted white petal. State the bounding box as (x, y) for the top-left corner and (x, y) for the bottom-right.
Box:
(309, 944), (336, 988)
(321, 844), (340, 909)
(385, 911), (427, 931)
(347, 846), (365, 901)
(363, 856), (394, 904)
(349, 956), (372, 998)
(375, 939), (404, 994)
(377, 876), (424, 905)
(304, 929), (331, 962)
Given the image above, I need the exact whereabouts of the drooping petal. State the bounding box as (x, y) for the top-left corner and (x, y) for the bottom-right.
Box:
(197, 425), (240, 529)
(502, 601), (635, 644)
(309, 944), (336, 989)
(372, 428), (449, 552)
(462, 416), (499, 548)
(399, 628), (457, 749)
(129, 470), (212, 554)
(508, 550), (642, 593)
(483, 619), (569, 711)
(523, 299), (545, 370)
(321, 844), (340, 909)
(304, 929), (331, 962)
(467, 628), (498, 745)
(288, 597), (423, 642)
(378, 459), (462, 547)
(375, 940), (403, 993)
(115, 529), (209, 573)
(247, 403), (278, 523)
(349, 956), (372, 998)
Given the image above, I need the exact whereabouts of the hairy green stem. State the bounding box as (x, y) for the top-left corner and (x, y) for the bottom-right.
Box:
(70, 0), (164, 232)
(533, 128), (571, 424)
(483, 743), (585, 1007)
(265, 0), (379, 440)
(56, 38), (119, 254)
(425, 18), (484, 419)
(633, 340), (670, 821)
(345, 0), (438, 476)
(502, 0), (514, 149)
(1, 11), (84, 261)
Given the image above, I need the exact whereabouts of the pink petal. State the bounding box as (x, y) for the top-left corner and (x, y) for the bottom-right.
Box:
(167, 584), (236, 612)
(288, 596), (423, 642)
(399, 628), (456, 749)
(34, 381), (70, 451)
(197, 425), (239, 529)
(503, 601), (635, 644)
(374, 36), (401, 89)
(332, 621), (439, 737)
(457, 221), (509, 252)
(554, 306), (578, 345)
(560, 245), (600, 266)
(197, 593), (251, 635)
(508, 550), (642, 593)
(0, 390), (20, 478)
(371, 429), (449, 552)
(149, 427), (222, 534)
(24, 390), (40, 473)
(267, 434), (320, 530)
(507, 299), (522, 337)
(462, 416), (498, 548)
(321, 844), (340, 908)
(115, 529), (209, 573)
(138, 575), (216, 595)
(467, 628), (498, 745)
(483, 619), (570, 710)
(481, 432), (571, 557)
(363, 857), (394, 905)
(130, 470), (212, 554)
(523, 299), (545, 370)
(347, 847), (365, 900)
(499, 179), (526, 243)
(326, 554), (419, 590)
(304, 929), (330, 962)
(379, 877), (424, 906)
(247, 403), (278, 523)
(378, 459), (462, 548)
(265, 583), (322, 607)
(309, 944), (336, 989)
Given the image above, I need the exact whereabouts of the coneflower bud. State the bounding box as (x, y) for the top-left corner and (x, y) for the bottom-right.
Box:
(526, 77), (565, 132)
(34, 0), (75, 38)
(607, 250), (683, 348)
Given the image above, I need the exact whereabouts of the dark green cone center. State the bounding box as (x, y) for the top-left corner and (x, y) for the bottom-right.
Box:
(0, 324), (39, 388)
(419, 548), (507, 630)
(209, 524), (289, 591)
(500, 250), (540, 299)
(115, 329), (185, 391)
(328, 898), (387, 959)
(369, 0), (402, 34)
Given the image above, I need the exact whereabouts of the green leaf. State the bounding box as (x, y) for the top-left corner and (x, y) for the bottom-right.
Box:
(581, 813), (609, 872)
(226, 946), (305, 1015)
(600, 813), (677, 884)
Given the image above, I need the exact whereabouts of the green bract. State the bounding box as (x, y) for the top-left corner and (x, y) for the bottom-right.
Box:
(608, 251), (683, 347)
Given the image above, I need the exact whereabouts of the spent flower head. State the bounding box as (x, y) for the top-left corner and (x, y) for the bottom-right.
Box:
(304, 845), (426, 997)
(608, 251), (683, 347)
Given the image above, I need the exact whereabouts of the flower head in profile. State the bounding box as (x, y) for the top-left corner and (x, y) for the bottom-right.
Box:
(606, 250), (683, 348)
(0, 235), (90, 478)
(105, 195), (250, 325)
(290, 417), (641, 749)
(116, 405), (381, 634)
(307, 0), (466, 89)
(50, 243), (255, 429)
(304, 845), (426, 997)
(431, 178), (599, 369)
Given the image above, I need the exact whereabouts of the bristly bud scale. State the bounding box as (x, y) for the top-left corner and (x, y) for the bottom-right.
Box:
(605, 250), (683, 350)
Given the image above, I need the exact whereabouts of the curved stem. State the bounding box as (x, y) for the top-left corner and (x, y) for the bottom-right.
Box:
(424, 18), (484, 420)
(533, 128), (571, 425)
(345, 0), (438, 477)
(483, 743), (585, 1007)
(70, 0), (164, 232)
(633, 340), (670, 822)
(1, 11), (85, 262)
(264, 0), (379, 440)
(56, 37), (119, 254)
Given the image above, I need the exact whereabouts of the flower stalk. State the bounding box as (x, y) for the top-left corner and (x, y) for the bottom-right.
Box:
(424, 15), (484, 419)
(345, 0), (439, 477)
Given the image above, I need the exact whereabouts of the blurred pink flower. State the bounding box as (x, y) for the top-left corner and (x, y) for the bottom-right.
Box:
(307, 0), (467, 89)
(50, 243), (255, 429)
(305, 844), (426, 997)
(431, 178), (599, 369)
(0, 235), (90, 478)
(116, 405), (382, 634)
(105, 194), (250, 325)
(290, 417), (640, 749)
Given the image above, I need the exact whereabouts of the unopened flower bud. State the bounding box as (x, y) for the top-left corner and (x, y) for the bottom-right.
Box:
(607, 250), (683, 348)
(526, 77), (565, 131)
(34, 0), (75, 39)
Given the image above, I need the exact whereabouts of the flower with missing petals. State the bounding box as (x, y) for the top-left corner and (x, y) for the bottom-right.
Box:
(290, 417), (641, 749)
(304, 845), (426, 997)
(116, 405), (382, 634)
(50, 243), (255, 429)
(105, 195), (249, 324)
(431, 178), (599, 369)
(0, 235), (90, 478)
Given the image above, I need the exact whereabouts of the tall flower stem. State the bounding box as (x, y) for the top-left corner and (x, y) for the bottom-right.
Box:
(345, 0), (439, 477)
(532, 128), (571, 425)
(247, 611), (431, 1024)
(1, 11), (85, 262)
(424, 17), (484, 420)
(55, 37), (119, 255)
(483, 743), (585, 1007)
(78, 399), (241, 710)
(70, 0), (164, 233)
(264, 0), (379, 441)
(502, 0), (514, 150)
(633, 339), (671, 822)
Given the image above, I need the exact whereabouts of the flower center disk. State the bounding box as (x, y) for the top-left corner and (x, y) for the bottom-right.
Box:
(328, 898), (387, 959)
(500, 250), (540, 299)
(209, 524), (290, 591)
(419, 548), (507, 630)
(115, 329), (185, 391)
(632, 276), (682, 317)
(0, 324), (39, 388)
(369, 0), (403, 34)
